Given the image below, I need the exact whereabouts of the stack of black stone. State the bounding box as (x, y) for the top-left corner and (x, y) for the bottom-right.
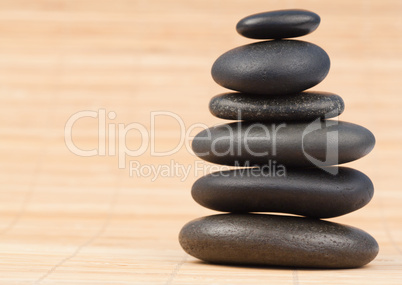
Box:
(179, 9), (379, 268)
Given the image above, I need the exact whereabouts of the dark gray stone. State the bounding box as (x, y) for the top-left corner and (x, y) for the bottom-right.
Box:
(192, 167), (373, 218)
(191, 121), (375, 167)
(179, 214), (379, 268)
(209, 91), (344, 121)
(211, 40), (330, 95)
(236, 9), (320, 39)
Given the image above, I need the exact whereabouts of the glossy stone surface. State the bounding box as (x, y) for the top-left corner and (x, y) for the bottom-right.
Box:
(179, 214), (379, 268)
(209, 91), (344, 121)
(192, 121), (375, 167)
(192, 167), (374, 218)
(236, 9), (320, 39)
(211, 40), (330, 95)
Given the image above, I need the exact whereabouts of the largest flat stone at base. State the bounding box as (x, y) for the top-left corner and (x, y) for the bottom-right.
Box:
(179, 214), (379, 268)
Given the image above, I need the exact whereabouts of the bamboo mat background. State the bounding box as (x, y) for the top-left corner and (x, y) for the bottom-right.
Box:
(0, 0), (401, 284)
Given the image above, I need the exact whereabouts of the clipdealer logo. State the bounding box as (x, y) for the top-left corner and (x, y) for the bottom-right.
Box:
(64, 109), (339, 179)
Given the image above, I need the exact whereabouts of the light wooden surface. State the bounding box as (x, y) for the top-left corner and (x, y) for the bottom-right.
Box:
(0, 0), (401, 284)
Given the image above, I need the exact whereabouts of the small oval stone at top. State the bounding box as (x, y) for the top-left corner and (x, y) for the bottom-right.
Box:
(236, 9), (321, 39)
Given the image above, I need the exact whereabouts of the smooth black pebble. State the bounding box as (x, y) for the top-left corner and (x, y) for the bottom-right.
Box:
(179, 214), (379, 268)
(211, 40), (330, 95)
(192, 167), (374, 218)
(236, 9), (320, 39)
(192, 121), (375, 167)
(209, 91), (344, 121)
